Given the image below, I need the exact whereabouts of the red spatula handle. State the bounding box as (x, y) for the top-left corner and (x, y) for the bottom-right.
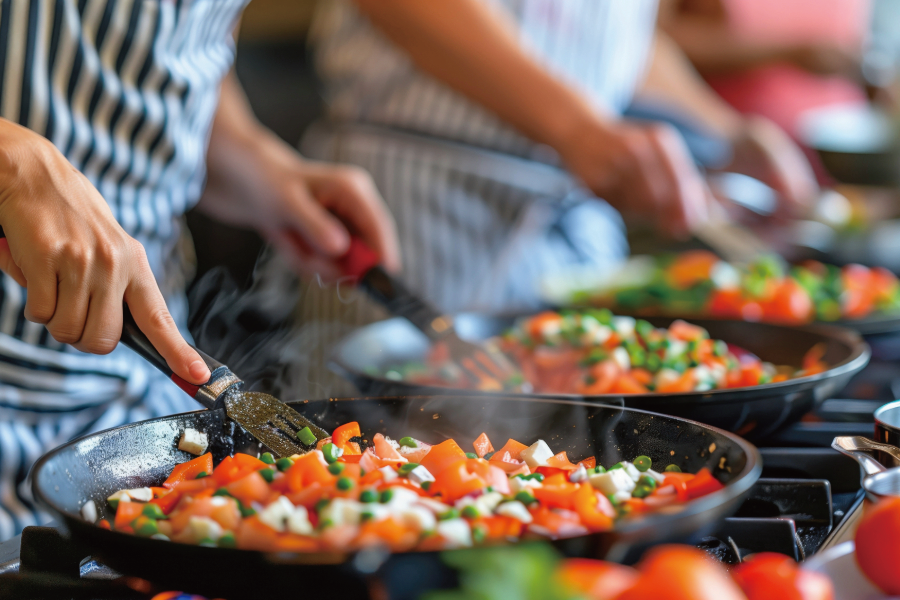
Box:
(337, 236), (382, 280)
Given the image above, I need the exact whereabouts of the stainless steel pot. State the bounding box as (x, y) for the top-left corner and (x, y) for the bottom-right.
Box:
(833, 435), (900, 502)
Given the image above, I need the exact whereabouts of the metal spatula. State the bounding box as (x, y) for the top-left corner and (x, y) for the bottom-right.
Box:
(120, 307), (329, 458)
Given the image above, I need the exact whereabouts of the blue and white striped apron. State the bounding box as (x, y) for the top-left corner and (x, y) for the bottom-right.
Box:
(292, 0), (656, 398)
(0, 0), (247, 541)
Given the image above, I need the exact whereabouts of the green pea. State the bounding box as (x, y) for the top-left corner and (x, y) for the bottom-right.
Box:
(713, 340), (728, 358)
(315, 499), (330, 513)
(379, 489), (394, 503)
(213, 488), (232, 497)
(398, 462), (420, 475)
(359, 489), (378, 503)
(438, 508), (460, 521)
(609, 462), (625, 471)
(132, 516), (159, 538)
(260, 452), (276, 465)
(141, 503), (168, 520)
(465, 452), (478, 460)
(421, 481), (432, 491)
(631, 485), (652, 499)
(639, 475), (657, 489)
(195, 471), (208, 479)
(336, 477), (354, 491)
(483, 451), (496, 461)
(259, 468), (276, 483)
(592, 466), (606, 474)
(472, 524), (487, 545)
(633, 456), (652, 472)
(328, 463), (345, 475)
(297, 427), (318, 446)
(218, 532), (237, 548)
(239, 503), (256, 518)
(275, 457), (294, 472)
(399, 437), (418, 449)
(515, 491), (536, 505)
(461, 505), (480, 519)
(664, 464), (682, 473)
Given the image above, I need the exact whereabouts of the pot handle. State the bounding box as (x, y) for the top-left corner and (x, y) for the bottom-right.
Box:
(832, 436), (894, 476)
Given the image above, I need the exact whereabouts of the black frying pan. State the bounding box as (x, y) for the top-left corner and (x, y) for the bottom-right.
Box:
(31, 395), (761, 600)
(330, 315), (870, 440)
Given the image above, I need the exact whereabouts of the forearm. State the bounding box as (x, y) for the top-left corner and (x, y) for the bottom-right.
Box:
(351, 0), (603, 150)
(661, 17), (796, 74)
(636, 32), (744, 141)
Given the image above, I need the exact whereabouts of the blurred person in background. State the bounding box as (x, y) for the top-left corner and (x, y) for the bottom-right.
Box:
(294, 0), (817, 395)
(659, 0), (872, 179)
(0, 2), (398, 541)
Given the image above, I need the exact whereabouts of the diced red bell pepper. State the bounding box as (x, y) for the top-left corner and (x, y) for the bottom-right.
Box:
(430, 460), (486, 502)
(573, 483), (614, 531)
(162, 453), (213, 489)
(212, 453), (267, 486)
(491, 439), (528, 463)
(226, 471), (271, 505)
(577, 457), (597, 470)
(332, 422), (362, 455)
(533, 473), (578, 511)
(546, 451), (578, 471)
(420, 439), (467, 477)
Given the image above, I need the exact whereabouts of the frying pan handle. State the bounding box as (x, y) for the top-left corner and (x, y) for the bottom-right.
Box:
(121, 306), (240, 409)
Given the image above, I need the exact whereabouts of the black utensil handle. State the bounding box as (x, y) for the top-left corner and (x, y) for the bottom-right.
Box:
(338, 237), (451, 342)
(359, 266), (450, 343)
(120, 305), (239, 409)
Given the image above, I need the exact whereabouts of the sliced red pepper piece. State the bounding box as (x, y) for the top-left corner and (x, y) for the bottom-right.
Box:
(162, 453), (213, 489)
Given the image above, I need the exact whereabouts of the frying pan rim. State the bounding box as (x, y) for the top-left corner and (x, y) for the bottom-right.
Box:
(31, 395), (762, 560)
(329, 316), (871, 404)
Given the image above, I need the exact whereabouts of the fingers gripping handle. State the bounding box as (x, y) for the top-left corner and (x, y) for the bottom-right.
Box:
(0, 226), (239, 407)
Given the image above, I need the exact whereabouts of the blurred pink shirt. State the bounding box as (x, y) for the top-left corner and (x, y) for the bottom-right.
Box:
(707, 0), (870, 138)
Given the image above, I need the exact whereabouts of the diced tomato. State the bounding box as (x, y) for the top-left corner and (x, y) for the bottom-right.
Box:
(430, 460), (487, 502)
(226, 471), (271, 505)
(684, 468), (723, 499)
(285, 452), (335, 492)
(373, 433), (406, 462)
(473, 432), (494, 458)
(610, 374), (648, 395)
(761, 279), (813, 325)
(573, 483), (614, 531)
(465, 458), (511, 494)
(577, 457), (597, 470)
(666, 250), (719, 290)
(114, 501), (144, 531)
(669, 319), (708, 342)
(533, 473), (579, 511)
(162, 453), (213, 489)
(527, 311), (564, 341)
(546, 451), (578, 471)
(472, 515), (524, 540)
(332, 422), (362, 455)
(420, 439), (468, 476)
(657, 370), (695, 393)
(529, 504), (584, 536)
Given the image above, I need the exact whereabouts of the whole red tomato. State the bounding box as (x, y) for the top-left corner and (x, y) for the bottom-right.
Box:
(855, 496), (900, 594)
(731, 552), (833, 600)
(614, 545), (745, 600)
(557, 558), (639, 600)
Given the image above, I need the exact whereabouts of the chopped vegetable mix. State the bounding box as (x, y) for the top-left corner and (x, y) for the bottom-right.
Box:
(103, 424), (726, 553)
(571, 251), (900, 325)
(383, 309), (828, 393)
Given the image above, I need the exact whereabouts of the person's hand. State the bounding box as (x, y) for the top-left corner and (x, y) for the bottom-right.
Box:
(727, 116), (818, 216)
(556, 118), (711, 238)
(0, 119), (210, 384)
(198, 130), (401, 281)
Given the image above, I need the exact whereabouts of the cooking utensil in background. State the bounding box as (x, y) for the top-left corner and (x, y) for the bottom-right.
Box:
(31, 394), (761, 600)
(331, 314), (870, 440)
(832, 435), (900, 503)
(339, 237), (525, 390)
(120, 306), (329, 457)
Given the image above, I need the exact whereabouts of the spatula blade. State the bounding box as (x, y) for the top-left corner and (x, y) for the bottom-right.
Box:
(223, 391), (330, 458)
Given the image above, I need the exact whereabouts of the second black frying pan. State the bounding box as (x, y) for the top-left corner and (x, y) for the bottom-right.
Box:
(330, 315), (870, 440)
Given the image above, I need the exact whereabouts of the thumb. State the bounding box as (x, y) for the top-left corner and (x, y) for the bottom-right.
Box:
(0, 238), (27, 288)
